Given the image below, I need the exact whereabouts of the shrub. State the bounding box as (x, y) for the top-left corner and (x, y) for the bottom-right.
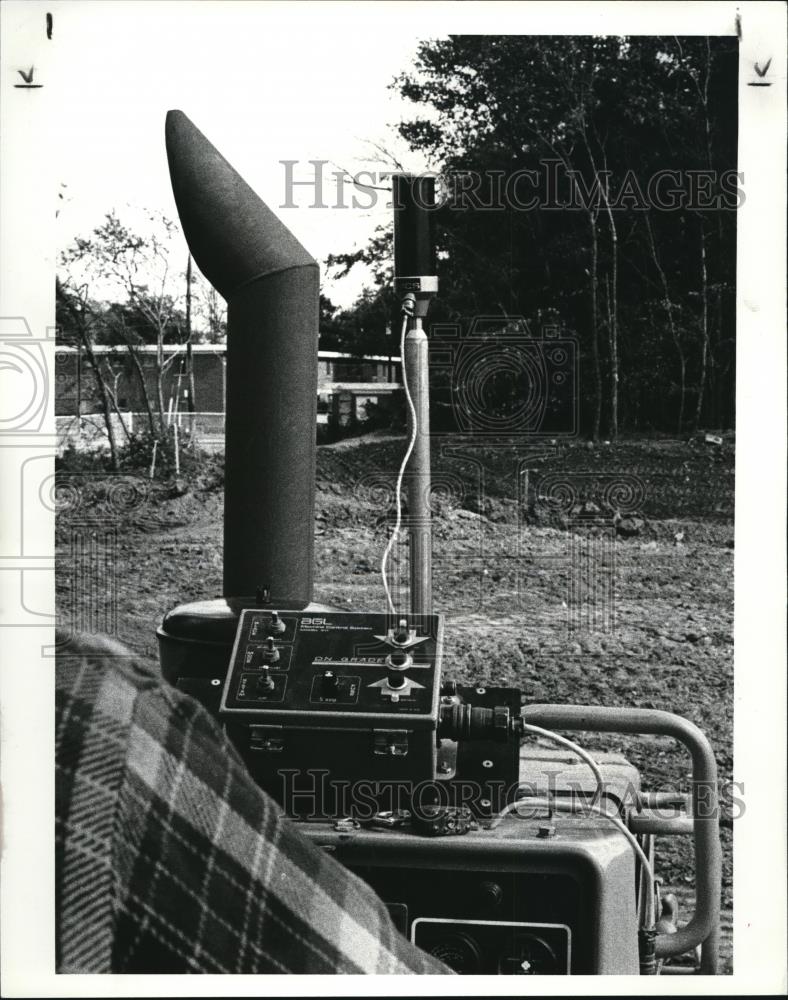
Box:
(55, 443), (113, 474)
(118, 428), (205, 477)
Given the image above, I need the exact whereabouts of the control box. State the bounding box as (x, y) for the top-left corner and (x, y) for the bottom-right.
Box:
(219, 609), (443, 816)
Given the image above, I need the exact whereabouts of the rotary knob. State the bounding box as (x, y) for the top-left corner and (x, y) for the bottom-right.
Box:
(386, 647), (411, 690)
(475, 880), (504, 910)
(386, 671), (408, 690)
(393, 618), (410, 644)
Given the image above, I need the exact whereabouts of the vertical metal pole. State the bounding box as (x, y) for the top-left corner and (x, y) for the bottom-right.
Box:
(76, 340), (82, 427)
(699, 922), (720, 975)
(405, 316), (432, 617)
(220, 355), (227, 435)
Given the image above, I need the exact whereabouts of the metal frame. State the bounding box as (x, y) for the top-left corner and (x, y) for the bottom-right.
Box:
(521, 703), (722, 974)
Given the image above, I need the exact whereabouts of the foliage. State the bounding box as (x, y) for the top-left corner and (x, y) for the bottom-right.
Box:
(55, 442), (115, 475)
(329, 35), (738, 436)
(360, 393), (405, 432)
(58, 210), (227, 347)
(319, 287), (399, 357)
(58, 212), (215, 457)
(56, 426), (219, 482)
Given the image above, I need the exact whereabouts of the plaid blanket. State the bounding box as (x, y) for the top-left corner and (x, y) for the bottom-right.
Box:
(55, 632), (451, 974)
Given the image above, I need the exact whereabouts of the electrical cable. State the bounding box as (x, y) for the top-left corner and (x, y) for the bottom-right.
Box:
(520, 723), (604, 807)
(381, 298), (418, 615)
(489, 795), (656, 928)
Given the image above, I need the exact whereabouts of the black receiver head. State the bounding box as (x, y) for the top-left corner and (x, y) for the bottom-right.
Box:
(392, 173), (438, 312)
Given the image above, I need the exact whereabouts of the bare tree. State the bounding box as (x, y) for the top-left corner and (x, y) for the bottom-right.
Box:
(694, 220), (710, 429)
(60, 210), (189, 440)
(56, 277), (121, 471)
(588, 207), (603, 441)
(673, 37), (715, 431)
(198, 282), (227, 344)
(524, 38), (621, 438)
(644, 212), (687, 434)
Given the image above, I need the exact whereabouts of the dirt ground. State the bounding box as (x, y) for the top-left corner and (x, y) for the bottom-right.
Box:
(55, 432), (734, 972)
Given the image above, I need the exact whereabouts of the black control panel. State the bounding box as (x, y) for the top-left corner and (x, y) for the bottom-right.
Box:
(219, 610), (444, 814)
(220, 609), (443, 721)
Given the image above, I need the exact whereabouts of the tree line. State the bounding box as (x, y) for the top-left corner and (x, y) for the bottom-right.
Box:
(329, 35), (738, 438)
(57, 35), (738, 464)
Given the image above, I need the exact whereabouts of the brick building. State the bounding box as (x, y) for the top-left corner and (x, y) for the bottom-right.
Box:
(55, 344), (402, 446)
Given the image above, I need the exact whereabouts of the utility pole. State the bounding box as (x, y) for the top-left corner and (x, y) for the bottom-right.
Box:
(186, 254), (196, 436)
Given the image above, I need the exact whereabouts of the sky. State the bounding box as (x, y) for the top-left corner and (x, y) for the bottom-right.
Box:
(46, 1), (739, 311)
(50, 1), (439, 308)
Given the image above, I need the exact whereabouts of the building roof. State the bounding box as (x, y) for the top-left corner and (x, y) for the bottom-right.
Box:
(55, 344), (401, 362)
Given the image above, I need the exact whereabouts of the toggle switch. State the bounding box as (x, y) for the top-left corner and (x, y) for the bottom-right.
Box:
(269, 611), (286, 634)
(255, 666), (275, 693)
(261, 636), (280, 664)
(321, 670), (339, 697)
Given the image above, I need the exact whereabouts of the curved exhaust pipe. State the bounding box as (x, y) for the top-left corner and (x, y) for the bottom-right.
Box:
(165, 110), (318, 603)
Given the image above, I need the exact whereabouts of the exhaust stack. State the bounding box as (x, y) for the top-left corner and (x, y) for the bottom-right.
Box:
(165, 110), (318, 603)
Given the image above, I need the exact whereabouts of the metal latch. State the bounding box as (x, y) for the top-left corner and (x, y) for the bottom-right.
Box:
(373, 729), (409, 757)
(249, 724), (284, 752)
(362, 810), (412, 829)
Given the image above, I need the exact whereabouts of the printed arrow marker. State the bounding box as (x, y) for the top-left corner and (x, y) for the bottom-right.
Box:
(367, 677), (425, 689)
(14, 67), (43, 89)
(373, 632), (430, 648)
(748, 57), (773, 87)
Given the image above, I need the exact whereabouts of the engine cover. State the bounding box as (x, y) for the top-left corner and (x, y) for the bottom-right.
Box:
(300, 816), (640, 974)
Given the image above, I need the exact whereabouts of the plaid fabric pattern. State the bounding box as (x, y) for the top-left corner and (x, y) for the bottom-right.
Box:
(56, 632), (452, 974)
